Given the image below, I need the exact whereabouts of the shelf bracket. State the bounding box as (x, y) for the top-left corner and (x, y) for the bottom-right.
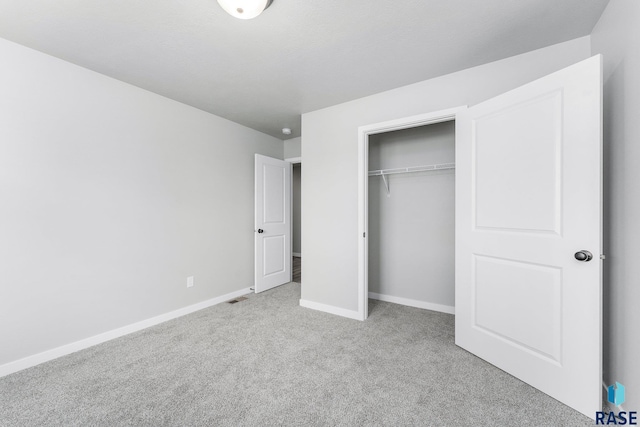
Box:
(381, 172), (390, 197)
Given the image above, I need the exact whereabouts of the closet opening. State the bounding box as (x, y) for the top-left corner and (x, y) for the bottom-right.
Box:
(357, 107), (464, 320)
(368, 121), (455, 315)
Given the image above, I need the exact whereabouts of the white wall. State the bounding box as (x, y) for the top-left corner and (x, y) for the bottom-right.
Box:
(284, 137), (301, 159)
(368, 122), (455, 307)
(0, 38), (283, 367)
(301, 36), (592, 313)
(591, 0), (640, 412)
(292, 164), (302, 255)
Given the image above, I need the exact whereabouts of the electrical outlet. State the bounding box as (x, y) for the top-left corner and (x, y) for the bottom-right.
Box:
(187, 276), (194, 288)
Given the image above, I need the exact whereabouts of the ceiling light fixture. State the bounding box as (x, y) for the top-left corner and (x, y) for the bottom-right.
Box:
(216, 0), (272, 20)
(282, 128), (292, 135)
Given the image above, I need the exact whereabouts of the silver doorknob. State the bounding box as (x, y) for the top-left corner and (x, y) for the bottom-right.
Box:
(574, 250), (593, 262)
(257, 229), (264, 234)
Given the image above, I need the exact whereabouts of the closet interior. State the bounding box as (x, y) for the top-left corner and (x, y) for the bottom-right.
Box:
(368, 120), (455, 312)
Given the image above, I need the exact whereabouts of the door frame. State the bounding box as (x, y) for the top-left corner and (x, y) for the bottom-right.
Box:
(357, 106), (466, 321)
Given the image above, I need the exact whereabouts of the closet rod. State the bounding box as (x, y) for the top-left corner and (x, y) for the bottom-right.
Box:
(368, 162), (455, 177)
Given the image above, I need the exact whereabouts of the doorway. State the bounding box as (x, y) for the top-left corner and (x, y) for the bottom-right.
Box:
(357, 108), (463, 321)
(292, 163), (301, 283)
(367, 121), (455, 314)
(254, 154), (292, 292)
(288, 157), (302, 284)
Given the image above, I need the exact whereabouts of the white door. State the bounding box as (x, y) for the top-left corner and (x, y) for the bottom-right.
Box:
(255, 154), (292, 293)
(455, 55), (602, 418)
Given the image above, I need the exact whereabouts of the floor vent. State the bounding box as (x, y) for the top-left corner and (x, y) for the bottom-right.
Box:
(227, 296), (248, 304)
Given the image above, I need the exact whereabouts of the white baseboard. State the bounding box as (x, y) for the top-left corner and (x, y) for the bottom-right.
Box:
(292, 252), (301, 258)
(299, 299), (362, 321)
(368, 292), (455, 315)
(0, 287), (252, 378)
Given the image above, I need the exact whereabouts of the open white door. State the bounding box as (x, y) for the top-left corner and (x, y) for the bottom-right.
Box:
(255, 154), (292, 293)
(455, 55), (602, 418)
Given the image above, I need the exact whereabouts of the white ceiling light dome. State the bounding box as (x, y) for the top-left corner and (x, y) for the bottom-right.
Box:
(217, 0), (272, 20)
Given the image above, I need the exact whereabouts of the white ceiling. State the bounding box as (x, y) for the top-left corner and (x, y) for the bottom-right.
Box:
(0, 0), (609, 139)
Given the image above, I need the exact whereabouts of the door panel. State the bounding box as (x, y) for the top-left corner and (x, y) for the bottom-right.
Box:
(456, 55), (602, 418)
(255, 154), (291, 293)
(263, 235), (286, 276)
(474, 91), (562, 233)
(474, 255), (562, 363)
(263, 163), (285, 223)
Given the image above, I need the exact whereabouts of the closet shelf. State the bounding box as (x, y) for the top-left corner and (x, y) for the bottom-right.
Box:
(368, 162), (455, 197)
(368, 162), (455, 177)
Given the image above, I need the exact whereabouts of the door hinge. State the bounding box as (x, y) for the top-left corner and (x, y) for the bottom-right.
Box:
(363, 232), (366, 238)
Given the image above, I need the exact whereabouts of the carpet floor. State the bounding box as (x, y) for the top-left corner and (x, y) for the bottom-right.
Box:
(0, 283), (593, 426)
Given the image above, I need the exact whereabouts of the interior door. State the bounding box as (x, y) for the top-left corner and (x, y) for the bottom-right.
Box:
(255, 154), (292, 293)
(455, 55), (602, 418)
